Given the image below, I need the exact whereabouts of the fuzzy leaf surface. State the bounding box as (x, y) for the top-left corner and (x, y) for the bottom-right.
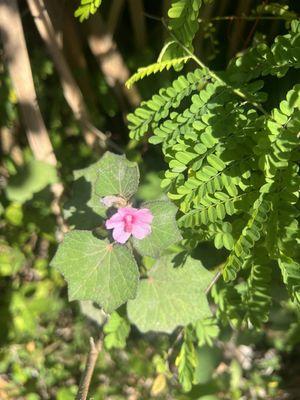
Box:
(64, 159), (107, 229)
(51, 231), (139, 313)
(127, 254), (212, 333)
(132, 200), (182, 257)
(95, 152), (139, 199)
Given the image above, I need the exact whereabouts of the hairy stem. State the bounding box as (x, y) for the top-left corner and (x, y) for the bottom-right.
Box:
(76, 336), (103, 400)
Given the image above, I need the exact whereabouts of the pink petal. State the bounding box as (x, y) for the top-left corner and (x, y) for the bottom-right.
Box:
(112, 225), (131, 244)
(118, 207), (136, 217)
(136, 208), (153, 224)
(132, 222), (151, 240)
(105, 213), (124, 229)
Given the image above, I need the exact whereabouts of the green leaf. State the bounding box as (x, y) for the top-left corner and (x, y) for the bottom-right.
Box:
(51, 231), (139, 313)
(104, 312), (130, 349)
(127, 254), (212, 333)
(74, 0), (102, 22)
(175, 328), (196, 392)
(132, 200), (182, 258)
(5, 160), (57, 203)
(80, 301), (107, 326)
(64, 159), (107, 229)
(195, 317), (219, 347)
(4, 202), (23, 226)
(125, 57), (191, 88)
(0, 242), (25, 276)
(95, 152), (139, 199)
(279, 255), (300, 304)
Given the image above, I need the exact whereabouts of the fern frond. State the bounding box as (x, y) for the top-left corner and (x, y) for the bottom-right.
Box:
(125, 57), (191, 89)
(128, 69), (208, 140)
(279, 255), (300, 305)
(127, 18), (300, 316)
(127, 69), (207, 140)
(179, 191), (256, 228)
(244, 260), (272, 327)
(151, 81), (228, 148)
(164, 0), (203, 58)
(75, 0), (102, 22)
(169, 154), (255, 213)
(228, 19), (300, 83)
(194, 317), (219, 346)
(223, 199), (271, 282)
(175, 328), (196, 392)
(211, 283), (243, 326)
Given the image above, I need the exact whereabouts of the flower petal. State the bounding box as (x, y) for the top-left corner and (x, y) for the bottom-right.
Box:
(105, 213), (124, 229)
(112, 225), (131, 244)
(136, 208), (153, 224)
(118, 207), (136, 217)
(132, 222), (151, 240)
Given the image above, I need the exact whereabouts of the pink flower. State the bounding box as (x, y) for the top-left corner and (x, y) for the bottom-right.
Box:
(105, 207), (153, 244)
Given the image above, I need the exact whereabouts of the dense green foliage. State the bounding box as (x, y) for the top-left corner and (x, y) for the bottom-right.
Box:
(1, 0), (300, 398)
(128, 17), (300, 330)
(126, 2), (300, 392)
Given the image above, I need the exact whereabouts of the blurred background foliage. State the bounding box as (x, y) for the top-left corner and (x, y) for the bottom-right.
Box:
(0, 0), (300, 398)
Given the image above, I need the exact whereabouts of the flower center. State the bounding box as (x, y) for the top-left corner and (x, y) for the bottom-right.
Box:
(124, 214), (134, 233)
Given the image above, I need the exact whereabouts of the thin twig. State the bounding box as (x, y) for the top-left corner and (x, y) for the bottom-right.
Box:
(200, 15), (297, 22)
(205, 270), (222, 295)
(143, 11), (162, 22)
(144, 12), (298, 23)
(242, 0), (267, 51)
(166, 329), (184, 362)
(76, 336), (103, 400)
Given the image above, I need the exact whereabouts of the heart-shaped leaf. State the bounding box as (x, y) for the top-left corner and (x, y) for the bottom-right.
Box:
(132, 200), (182, 257)
(51, 231), (139, 313)
(127, 254), (213, 333)
(64, 159), (107, 229)
(95, 152), (139, 199)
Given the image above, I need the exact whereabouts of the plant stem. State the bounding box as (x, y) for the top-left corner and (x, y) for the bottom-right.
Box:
(144, 12), (297, 23)
(200, 15), (296, 22)
(76, 336), (103, 400)
(205, 270), (222, 294)
(161, 18), (268, 116)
